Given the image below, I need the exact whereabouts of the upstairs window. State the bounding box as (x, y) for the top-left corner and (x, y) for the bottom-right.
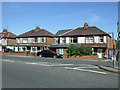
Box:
(71, 37), (77, 43)
(41, 37), (44, 43)
(62, 37), (65, 44)
(86, 37), (93, 43)
(33, 37), (38, 43)
(17, 38), (20, 43)
(0, 39), (1, 43)
(23, 38), (27, 43)
(4, 39), (6, 44)
(100, 36), (103, 43)
(56, 38), (58, 44)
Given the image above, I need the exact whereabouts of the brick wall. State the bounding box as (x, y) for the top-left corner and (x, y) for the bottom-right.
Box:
(68, 55), (98, 60)
(7, 39), (16, 45)
(1, 52), (27, 56)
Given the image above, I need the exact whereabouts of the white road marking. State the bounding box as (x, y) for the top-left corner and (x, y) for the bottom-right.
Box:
(25, 62), (73, 67)
(3, 59), (14, 62)
(64, 67), (107, 75)
(74, 66), (98, 69)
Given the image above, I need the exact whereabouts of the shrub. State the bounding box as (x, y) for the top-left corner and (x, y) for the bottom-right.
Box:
(66, 44), (77, 56)
(67, 45), (92, 56)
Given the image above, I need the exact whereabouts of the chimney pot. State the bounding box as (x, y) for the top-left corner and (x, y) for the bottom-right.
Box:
(3, 29), (8, 32)
(84, 22), (88, 29)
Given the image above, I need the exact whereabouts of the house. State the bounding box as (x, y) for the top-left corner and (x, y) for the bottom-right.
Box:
(49, 23), (116, 59)
(14, 26), (55, 53)
(0, 29), (17, 52)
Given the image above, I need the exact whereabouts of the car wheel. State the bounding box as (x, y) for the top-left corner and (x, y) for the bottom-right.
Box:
(53, 55), (57, 58)
(39, 54), (42, 58)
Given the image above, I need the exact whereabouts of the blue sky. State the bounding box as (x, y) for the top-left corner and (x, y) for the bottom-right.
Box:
(2, 2), (118, 39)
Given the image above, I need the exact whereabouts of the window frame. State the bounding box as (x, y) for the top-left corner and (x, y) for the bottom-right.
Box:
(23, 38), (28, 43)
(86, 37), (93, 43)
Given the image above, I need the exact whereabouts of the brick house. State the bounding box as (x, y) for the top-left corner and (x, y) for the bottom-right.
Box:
(0, 29), (17, 52)
(14, 26), (55, 53)
(49, 23), (116, 59)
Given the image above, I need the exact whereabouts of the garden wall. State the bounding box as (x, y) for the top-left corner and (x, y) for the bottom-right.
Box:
(65, 55), (98, 60)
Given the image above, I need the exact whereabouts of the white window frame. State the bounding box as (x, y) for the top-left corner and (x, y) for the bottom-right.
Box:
(4, 39), (6, 44)
(56, 38), (58, 44)
(17, 38), (20, 43)
(33, 37), (38, 43)
(99, 36), (103, 43)
(0, 39), (1, 43)
(23, 38), (28, 43)
(62, 37), (65, 44)
(71, 37), (77, 43)
(59, 48), (63, 55)
(41, 37), (44, 43)
(31, 47), (37, 52)
(86, 37), (93, 43)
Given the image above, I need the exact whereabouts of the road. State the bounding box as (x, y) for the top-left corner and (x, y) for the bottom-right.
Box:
(1, 55), (118, 88)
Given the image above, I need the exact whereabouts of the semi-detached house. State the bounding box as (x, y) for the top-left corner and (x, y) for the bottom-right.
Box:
(49, 23), (116, 59)
(14, 26), (55, 53)
(0, 29), (17, 52)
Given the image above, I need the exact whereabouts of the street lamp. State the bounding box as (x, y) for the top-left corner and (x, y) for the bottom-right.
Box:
(108, 32), (116, 68)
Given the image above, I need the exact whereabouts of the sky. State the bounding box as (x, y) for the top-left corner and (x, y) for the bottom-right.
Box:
(2, 2), (118, 39)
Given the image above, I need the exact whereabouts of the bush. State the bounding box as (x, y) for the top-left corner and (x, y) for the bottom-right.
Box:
(66, 44), (77, 56)
(67, 45), (92, 56)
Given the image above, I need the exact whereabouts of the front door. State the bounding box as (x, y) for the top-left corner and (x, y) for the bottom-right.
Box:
(97, 49), (102, 59)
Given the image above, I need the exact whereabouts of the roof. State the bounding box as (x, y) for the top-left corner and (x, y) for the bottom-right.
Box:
(59, 26), (108, 36)
(0, 32), (17, 38)
(55, 29), (72, 36)
(17, 28), (54, 38)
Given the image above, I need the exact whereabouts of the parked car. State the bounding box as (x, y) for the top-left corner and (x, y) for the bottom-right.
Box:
(37, 50), (62, 58)
(4, 48), (15, 52)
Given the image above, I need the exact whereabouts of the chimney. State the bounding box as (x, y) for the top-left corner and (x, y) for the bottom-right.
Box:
(3, 29), (8, 32)
(35, 26), (40, 31)
(84, 22), (88, 29)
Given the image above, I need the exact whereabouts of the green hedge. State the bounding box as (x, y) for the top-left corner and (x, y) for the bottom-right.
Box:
(66, 44), (92, 56)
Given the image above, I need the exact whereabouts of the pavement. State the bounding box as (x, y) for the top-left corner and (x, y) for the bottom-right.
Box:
(99, 66), (119, 73)
(1, 55), (119, 88)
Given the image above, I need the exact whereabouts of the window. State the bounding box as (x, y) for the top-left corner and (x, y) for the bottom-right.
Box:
(33, 37), (38, 43)
(59, 48), (63, 54)
(0, 39), (1, 43)
(31, 47), (37, 52)
(41, 37), (44, 43)
(100, 36), (103, 43)
(23, 38), (27, 43)
(17, 38), (20, 43)
(62, 37), (65, 44)
(71, 37), (77, 43)
(19, 47), (27, 51)
(4, 39), (6, 44)
(86, 37), (93, 43)
(56, 38), (58, 44)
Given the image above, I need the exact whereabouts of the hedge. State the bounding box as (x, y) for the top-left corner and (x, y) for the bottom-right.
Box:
(66, 44), (92, 56)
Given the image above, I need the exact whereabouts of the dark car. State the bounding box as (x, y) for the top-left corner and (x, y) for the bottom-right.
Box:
(37, 50), (62, 58)
(4, 48), (15, 52)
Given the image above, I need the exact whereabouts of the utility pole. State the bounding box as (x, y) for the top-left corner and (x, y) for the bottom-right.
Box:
(117, 21), (119, 67)
(108, 32), (116, 68)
